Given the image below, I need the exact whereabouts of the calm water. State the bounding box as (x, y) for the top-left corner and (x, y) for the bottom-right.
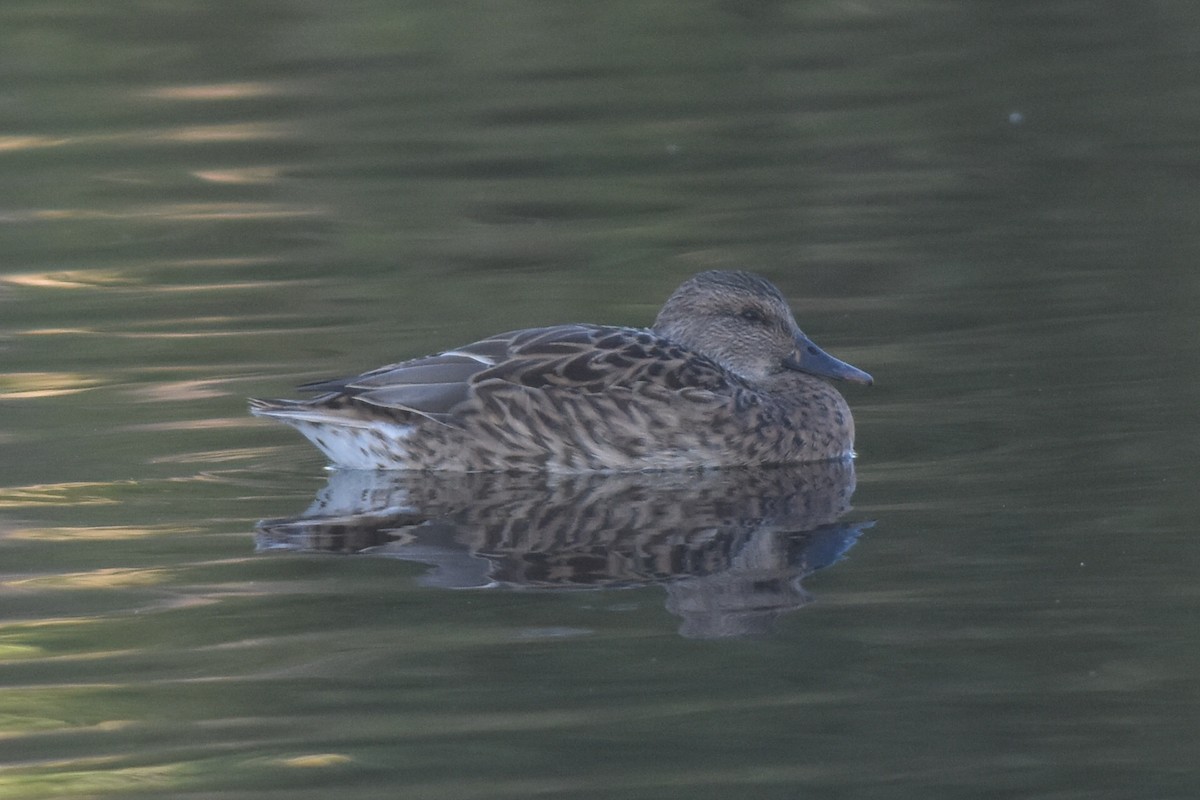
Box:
(2, 2), (1198, 798)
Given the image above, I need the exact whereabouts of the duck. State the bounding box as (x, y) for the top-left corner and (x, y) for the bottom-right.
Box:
(250, 270), (872, 471)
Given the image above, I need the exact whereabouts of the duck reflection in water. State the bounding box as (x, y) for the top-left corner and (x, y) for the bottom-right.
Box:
(256, 460), (870, 638)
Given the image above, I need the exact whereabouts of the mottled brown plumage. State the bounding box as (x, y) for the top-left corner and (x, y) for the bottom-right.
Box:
(250, 270), (872, 471)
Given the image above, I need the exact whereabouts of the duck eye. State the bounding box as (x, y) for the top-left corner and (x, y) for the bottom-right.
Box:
(739, 308), (767, 324)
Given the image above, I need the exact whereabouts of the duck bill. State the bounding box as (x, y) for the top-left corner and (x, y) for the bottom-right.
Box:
(783, 336), (873, 385)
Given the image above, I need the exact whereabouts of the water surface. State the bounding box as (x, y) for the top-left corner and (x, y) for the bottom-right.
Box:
(2, 2), (1198, 798)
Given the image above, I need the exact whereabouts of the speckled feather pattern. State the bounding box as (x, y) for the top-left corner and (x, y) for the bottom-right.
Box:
(250, 271), (870, 471)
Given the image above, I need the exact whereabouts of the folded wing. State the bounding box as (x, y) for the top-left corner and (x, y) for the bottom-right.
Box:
(290, 324), (735, 426)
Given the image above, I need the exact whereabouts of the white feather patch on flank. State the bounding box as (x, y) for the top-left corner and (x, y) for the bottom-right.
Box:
(288, 420), (415, 469)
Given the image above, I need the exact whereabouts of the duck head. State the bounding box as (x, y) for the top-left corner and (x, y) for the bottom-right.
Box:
(652, 270), (873, 387)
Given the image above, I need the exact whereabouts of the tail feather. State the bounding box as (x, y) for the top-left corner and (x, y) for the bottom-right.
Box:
(249, 398), (417, 468)
(249, 398), (373, 428)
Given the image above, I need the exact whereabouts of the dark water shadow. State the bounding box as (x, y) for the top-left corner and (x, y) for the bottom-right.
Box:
(255, 461), (871, 638)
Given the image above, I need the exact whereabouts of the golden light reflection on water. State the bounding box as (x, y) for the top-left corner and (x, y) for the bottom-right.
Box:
(0, 619), (127, 665)
(27, 203), (322, 221)
(0, 373), (102, 399)
(125, 380), (230, 402)
(0, 117), (292, 156)
(276, 753), (354, 768)
(150, 447), (282, 465)
(0, 643), (43, 660)
(192, 167), (284, 184)
(104, 327), (302, 339)
(0, 680), (140, 730)
(0, 258), (282, 289)
(0, 482), (130, 509)
(155, 123), (288, 143)
(0, 271), (132, 289)
(14, 328), (92, 336)
(0, 718), (137, 738)
(0, 259), (292, 293)
(2, 568), (170, 591)
(141, 81), (281, 101)
(147, 279), (316, 293)
(6, 525), (198, 542)
(125, 418), (250, 432)
(155, 257), (282, 269)
(0, 761), (189, 799)
(20, 323), (315, 338)
(0, 135), (70, 152)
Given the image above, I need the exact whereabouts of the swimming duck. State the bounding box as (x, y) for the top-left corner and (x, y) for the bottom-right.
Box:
(250, 270), (872, 471)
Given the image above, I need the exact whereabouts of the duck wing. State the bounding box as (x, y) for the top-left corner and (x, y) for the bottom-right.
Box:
(300, 324), (735, 426)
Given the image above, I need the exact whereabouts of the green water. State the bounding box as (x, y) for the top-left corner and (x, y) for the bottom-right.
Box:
(2, 2), (1198, 798)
